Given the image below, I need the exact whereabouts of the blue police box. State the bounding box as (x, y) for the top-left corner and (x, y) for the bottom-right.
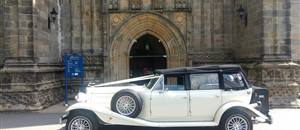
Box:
(64, 53), (84, 106)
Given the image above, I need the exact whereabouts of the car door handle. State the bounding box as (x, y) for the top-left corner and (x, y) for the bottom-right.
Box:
(183, 97), (188, 99)
(247, 91), (251, 95)
(215, 95), (220, 98)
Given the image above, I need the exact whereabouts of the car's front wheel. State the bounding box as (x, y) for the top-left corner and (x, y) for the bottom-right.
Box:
(220, 111), (253, 130)
(66, 111), (99, 130)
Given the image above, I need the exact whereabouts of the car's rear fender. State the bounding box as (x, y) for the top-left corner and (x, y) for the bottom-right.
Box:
(214, 102), (270, 125)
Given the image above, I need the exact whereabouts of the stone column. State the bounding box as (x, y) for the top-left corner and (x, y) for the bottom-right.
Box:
(233, 0), (300, 108)
(290, 0), (300, 63)
(290, 0), (300, 95)
(0, 0), (65, 111)
(261, 0), (299, 107)
(243, 0), (300, 108)
(262, 0), (291, 61)
(0, 0), (4, 65)
(3, 0), (19, 60)
(90, 0), (104, 82)
(3, 0), (34, 64)
(70, 0), (82, 52)
(69, 0), (104, 88)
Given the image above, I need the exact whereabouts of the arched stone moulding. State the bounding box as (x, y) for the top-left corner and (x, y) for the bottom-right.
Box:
(107, 12), (187, 81)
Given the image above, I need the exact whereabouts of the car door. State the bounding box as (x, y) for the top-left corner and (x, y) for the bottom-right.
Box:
(149, 74), (189, 121)
(189, 73), (222, 121)
(221, 72), (252, 104)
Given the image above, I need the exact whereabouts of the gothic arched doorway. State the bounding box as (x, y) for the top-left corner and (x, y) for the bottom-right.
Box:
(107, 13), (187, 81)
(129, 34), (167, 78)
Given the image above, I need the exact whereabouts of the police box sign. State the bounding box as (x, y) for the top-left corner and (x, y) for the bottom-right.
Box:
(64, 53), (84, 78)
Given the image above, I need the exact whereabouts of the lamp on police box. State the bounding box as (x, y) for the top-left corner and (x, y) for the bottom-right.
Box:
(48, 8), (58, 29)
(237, 5), (247, 26)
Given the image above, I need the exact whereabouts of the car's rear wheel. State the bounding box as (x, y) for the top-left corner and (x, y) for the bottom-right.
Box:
(66, 111), (99, 130)
(111, 90), (142, 118)
(220, 111), (253, 130)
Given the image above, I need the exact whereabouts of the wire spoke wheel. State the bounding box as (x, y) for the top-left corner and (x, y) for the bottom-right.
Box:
(226, 115), (248, 130)
(116, 96), (137, 116)
(69, 116), (92, 130)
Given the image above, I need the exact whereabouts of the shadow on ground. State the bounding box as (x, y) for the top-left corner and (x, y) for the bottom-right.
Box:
(0, 112), (64, 129)
(60, 126), (218, 130)
(100, 126), (218, 130)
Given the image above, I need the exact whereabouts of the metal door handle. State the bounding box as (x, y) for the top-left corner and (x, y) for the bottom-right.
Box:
(183, 97), (188, 99)
(215, 95), (220, 98)
(247, 91), (251, 95)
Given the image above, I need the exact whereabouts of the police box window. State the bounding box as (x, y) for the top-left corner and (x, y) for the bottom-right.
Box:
(190, 73), (219, 90)
(223, 73), (245, 89)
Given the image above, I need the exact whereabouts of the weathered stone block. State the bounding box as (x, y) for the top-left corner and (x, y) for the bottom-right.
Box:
(20, 0), (32, 7)
(0, 65), (65, 111)
(244, 62), (300, 108)
(0, 87), (64, 111)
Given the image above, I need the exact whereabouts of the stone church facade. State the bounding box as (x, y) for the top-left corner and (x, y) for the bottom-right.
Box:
(0, 0), (300, 111)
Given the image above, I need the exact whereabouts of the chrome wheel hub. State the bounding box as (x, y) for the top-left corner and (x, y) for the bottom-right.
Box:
(116, 96), (136, 116)
(70, 116), (91, 130)
(226, 115), (248, 130)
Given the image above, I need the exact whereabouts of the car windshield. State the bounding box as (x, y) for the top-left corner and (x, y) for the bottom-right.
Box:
(145, 77), (159, 89)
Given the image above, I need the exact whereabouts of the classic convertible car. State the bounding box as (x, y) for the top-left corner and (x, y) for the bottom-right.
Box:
(60, 65), (272, 130)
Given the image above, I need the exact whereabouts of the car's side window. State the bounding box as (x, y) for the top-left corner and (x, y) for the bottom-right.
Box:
(164, 75), (185, 91)
(190, 73), (219, 90)
(153, 77), (164, 91)
(223, 73), (245, 89)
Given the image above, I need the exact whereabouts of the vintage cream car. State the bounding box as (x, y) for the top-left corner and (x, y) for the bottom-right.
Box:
(60, 65), (272, 130)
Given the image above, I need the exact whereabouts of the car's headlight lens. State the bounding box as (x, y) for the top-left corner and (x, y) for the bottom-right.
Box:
(75, 92), (88, 103)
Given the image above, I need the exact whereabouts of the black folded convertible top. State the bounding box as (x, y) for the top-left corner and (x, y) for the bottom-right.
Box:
(155, 64), (243, 75)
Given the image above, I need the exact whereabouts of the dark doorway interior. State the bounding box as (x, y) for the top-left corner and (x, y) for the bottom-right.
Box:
(130, 34), (167, 78)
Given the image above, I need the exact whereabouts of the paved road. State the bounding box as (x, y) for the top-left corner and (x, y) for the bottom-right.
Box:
(0, 102), (299, 130)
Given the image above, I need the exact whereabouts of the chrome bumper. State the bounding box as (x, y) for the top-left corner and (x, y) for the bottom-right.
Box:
(59, 113), (68, 124)
(266, 115), (273, 124)
(250, 103), (272, 124)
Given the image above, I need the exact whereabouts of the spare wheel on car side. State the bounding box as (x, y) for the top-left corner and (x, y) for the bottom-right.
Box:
(111, 89), (142, 118)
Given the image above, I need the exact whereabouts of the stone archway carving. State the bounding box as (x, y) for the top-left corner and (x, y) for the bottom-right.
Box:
(106, 13), (187, 81)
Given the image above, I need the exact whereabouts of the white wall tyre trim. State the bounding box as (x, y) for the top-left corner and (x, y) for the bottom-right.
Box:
(225, 114), (249, 130)
(68, 116), (92, 130)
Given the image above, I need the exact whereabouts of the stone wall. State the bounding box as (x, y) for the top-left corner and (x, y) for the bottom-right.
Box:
(291, 0), (300, 94)
(33, 0), (60, 63)
(291, 0), (300, 63)
(1, 0), (300, 111)
(0, 66), (64, 111)
(233, 0), (263, 61)
(262, 0), (291, 61)
(69, 0), (104, 83)
(0, 0), (65, 111)
(2, 0), (34, 60)
(241, 0), (300, 107)
(0, 0), (4, 66)
(260, 0), (299, 107)
(191, 0), (233, 65)
(244, 63), (300, 108)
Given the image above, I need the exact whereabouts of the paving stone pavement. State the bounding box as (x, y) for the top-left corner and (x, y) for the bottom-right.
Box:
(0, 101), (299, 130)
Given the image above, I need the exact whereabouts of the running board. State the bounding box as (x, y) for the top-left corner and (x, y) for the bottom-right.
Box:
(104, 110), (218, 127)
